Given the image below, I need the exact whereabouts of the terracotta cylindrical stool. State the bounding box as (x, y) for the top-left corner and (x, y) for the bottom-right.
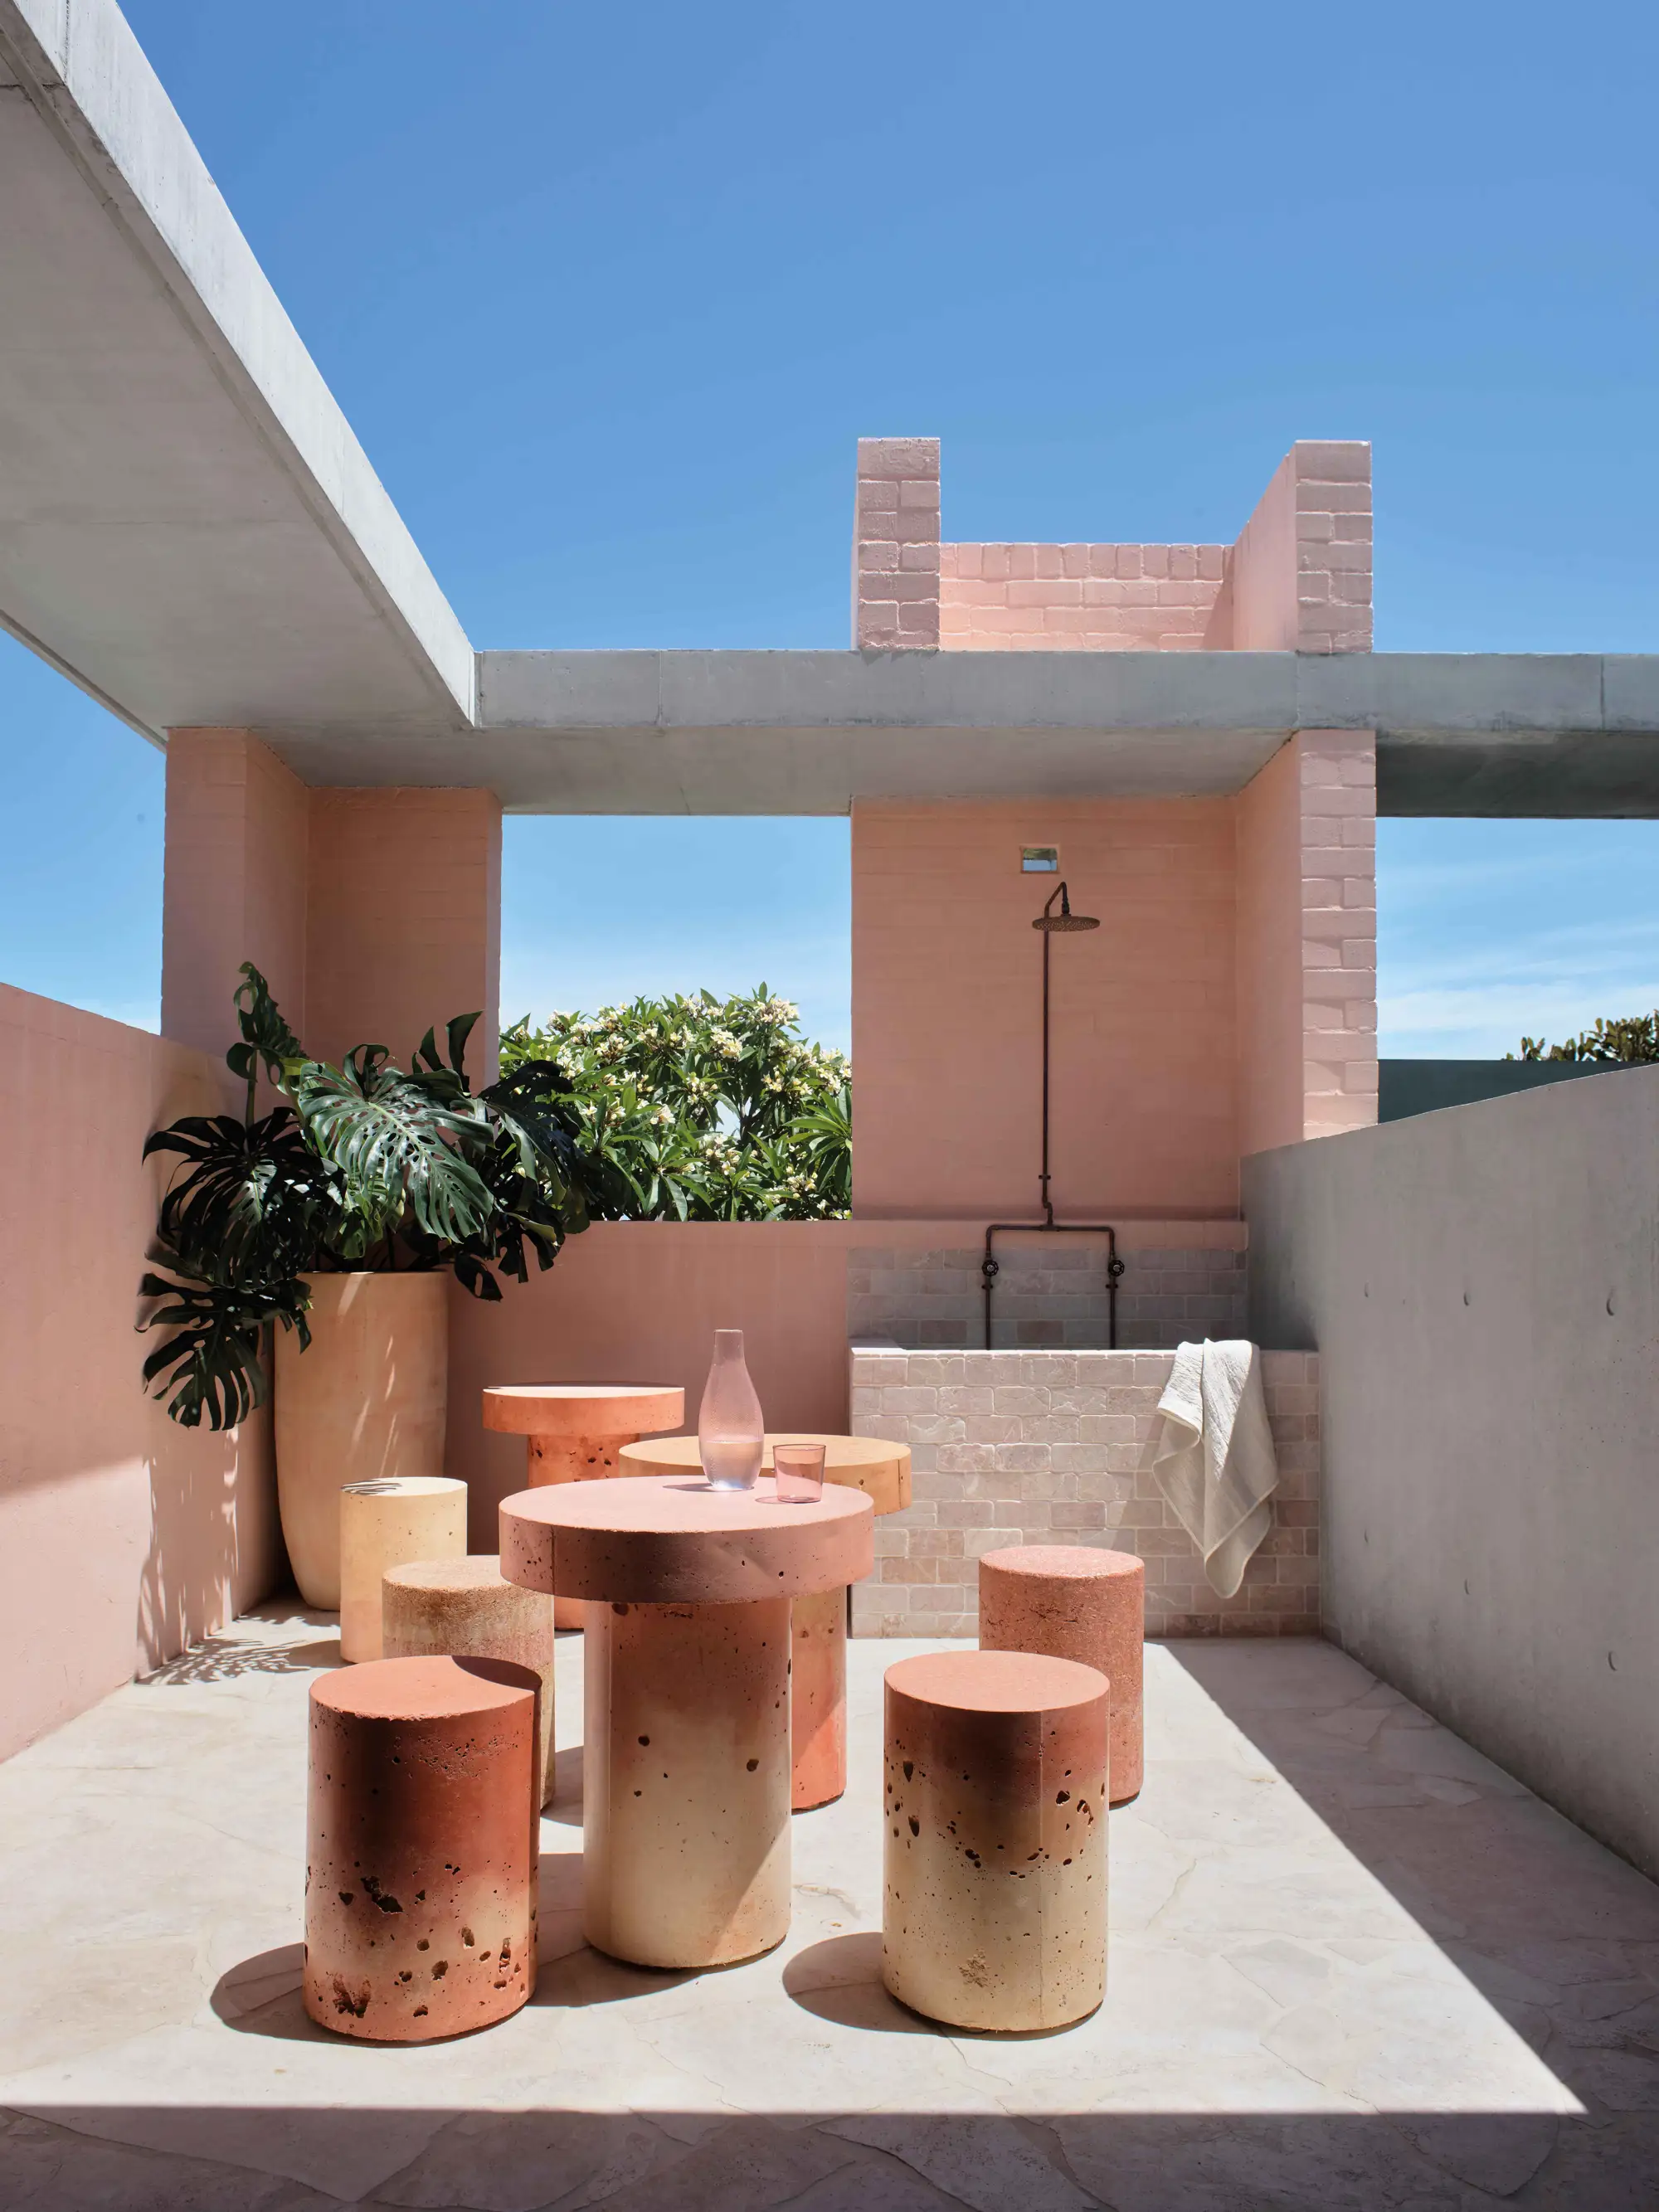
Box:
(619, 1432), (911, 1811)
(338, 1476), (467, 1663)
(382, 1556), (557, 1806)
(883, 1649), (1108, 2033)
(499, 1471), (873, 1970)
(977, 1544), (1146, 1804)
(584, 1595), (792, 1968)
(304, 1655), (538, 2041)
(483, 1386), (684, 1627)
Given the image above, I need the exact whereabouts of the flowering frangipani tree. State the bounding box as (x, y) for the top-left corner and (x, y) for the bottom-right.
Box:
(499, 986), (850, 1221)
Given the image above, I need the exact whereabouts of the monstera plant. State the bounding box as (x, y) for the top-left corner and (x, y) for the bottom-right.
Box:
(140, 964), (619, 1431)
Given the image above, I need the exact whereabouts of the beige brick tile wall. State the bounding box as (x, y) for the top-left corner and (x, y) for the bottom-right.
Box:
(849, 1348), (1319, 1641)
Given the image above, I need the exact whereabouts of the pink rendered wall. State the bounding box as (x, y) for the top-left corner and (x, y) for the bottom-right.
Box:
(1236, 731), (1379, 1153)
(0, 984), (283, 1760)
(445, 1222), (854, 1548)
(305, 790), (503, 1077)
(851, 799), (1239, 1220)
(939, 542), (1230, 650)
(161, 730), (310, 1055)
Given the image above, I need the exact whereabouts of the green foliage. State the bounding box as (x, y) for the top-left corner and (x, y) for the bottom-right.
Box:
(499, 986), (851, 1222)
(1508, 1012), (1659, 1065)
(141, 966), (608, 1430)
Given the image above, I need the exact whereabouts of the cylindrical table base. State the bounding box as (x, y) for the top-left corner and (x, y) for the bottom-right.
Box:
(528, 1433), (644, 1627)
(791, 1585), (847, 1811)
(583, 1595), (792, 1968)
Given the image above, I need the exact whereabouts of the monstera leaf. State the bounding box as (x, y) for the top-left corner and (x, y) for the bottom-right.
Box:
(139, 1259), (311, 1430)
(144, 1105), (326, 1281)
(286, 1047), (492, 1255)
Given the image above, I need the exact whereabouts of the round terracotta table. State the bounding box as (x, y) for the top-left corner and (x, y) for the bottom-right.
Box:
(499, 1472), (873, 1970)
(618, 1432), (911, 1811)
(483, 1384), (684, 1626)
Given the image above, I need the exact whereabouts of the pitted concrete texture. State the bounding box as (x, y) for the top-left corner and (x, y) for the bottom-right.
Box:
(0, 1614), (1655, 2208)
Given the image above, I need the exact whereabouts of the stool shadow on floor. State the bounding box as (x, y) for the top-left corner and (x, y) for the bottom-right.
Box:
(784, 1932), (1097, 2040)
(540, 1744), (585, 1825)
(211, 1946), (330, 2043)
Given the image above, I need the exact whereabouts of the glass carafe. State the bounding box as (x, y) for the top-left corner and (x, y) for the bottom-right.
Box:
(697, 1329), (763, 1490)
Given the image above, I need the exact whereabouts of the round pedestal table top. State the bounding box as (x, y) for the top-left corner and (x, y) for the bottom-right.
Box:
(617, 1432), (911, 1516)
(499, 1473), (873, 1606)
(482, 1383), (684, 1438)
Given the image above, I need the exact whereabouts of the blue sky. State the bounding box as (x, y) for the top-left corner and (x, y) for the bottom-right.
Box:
(2, 0), (1657, 1055)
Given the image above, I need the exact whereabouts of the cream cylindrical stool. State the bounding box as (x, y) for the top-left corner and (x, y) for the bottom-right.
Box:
(304, 1655), (538, 2041)
(500, 1473), (873, 1970)
(977, 1544), (1146, 1804)
(382, 1556), (557, 1806)
(618, 1432), (911, 1811)
(482, 1386), (684, 1628)
(883, 1648), (1108, 2033)
(338, 1476), (466, 1663)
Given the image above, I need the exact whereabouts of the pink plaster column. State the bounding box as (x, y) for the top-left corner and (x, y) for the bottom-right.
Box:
(161, 730), (309, 1056)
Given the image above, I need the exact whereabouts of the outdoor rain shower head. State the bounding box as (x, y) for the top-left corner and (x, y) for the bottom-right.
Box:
(1032, 882), (1099, 932)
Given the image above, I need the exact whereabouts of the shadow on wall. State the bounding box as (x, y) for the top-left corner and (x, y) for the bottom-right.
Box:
(137, 1395), (285, 1676)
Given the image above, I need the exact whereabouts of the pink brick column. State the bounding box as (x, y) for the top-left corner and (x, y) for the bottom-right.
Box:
(1228, 442), (1372, 654)
(306, 790), (503, 1079)
(1236, 731), (1377, 1153)
(161, 730), (310, 1057)
(853, 439), (940, 649)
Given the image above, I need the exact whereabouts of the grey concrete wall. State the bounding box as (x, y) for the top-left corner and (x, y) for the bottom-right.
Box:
(1379, 1056), (1607, 1121)
(1243, 1065), (1659, 1876)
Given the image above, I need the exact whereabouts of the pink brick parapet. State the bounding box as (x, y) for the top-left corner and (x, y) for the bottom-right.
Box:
(854, 438), (1371, 654)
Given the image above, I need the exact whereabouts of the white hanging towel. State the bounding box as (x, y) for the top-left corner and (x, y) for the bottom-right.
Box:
(1150, 1339), (1279, 1599)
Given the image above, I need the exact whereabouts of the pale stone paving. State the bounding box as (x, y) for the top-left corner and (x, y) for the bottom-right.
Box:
(0, 1612), (1654, 2209)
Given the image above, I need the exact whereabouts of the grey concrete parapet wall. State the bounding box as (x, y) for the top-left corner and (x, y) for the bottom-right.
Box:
(1243, 1062), (1659, 1879)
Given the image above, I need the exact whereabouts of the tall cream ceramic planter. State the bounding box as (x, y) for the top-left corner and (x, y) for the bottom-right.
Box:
(274, 1272), (450, 1609)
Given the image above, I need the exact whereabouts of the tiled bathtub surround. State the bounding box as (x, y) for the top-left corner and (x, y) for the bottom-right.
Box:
(849, 1347), (1318, 1640)
(847, 1233), (1246, 1349)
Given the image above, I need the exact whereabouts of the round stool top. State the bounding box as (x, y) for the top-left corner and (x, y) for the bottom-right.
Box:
(618, 1432), (911, 1515)
(980, 1544), (1144, 1582)
(885, 1647), (1107, 1715)
(383, 1554), (511, 1596)
(499, 1472), (873, 1604)
(482, 1383), (684, 1438)
(311, 1652), (539, 1721)
(341, 1475), (465, 1501)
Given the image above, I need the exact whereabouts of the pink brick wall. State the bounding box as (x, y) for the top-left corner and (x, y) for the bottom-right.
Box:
(852, 797), (1239, 1219)
(1236, 732), (1378, 1152)
(939, 542), (1229, 650)
(852, 436), (1372, 654)
(853, 438), (940, 649)
(850, 1346), (1320, 1637)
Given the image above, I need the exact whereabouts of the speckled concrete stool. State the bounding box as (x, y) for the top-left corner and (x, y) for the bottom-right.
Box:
(304, 1655), (538, 2041)
(338, 1475), (467, 1663)
(382, 1555), (557, 1806)
(500, 1472), (873, 1970)
(619, 1432), (912, 1811)
(883, 1648), (1108, 2033)
(978, 1544), (1145, 1804)
(483, 1385), (684, 1627)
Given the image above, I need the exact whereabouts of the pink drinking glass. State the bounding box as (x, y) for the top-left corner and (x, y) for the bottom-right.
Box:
(772, 1441), (826, 1504)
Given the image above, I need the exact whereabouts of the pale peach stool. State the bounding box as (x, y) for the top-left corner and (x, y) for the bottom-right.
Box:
(382, 1556), (557, 1806)
(619, 1432), (912, 1812)
(499, 1473), (873, 1970)
(304, 1655), (539, 2042)
(883, 1648), (1108, 2033)
(483, 1385), (684, 1627)
(977, 1544), (1146, 1804)
(338, 1476), (467, 1663)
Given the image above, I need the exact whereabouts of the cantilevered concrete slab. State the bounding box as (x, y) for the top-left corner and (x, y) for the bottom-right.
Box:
(0, 0), (473, 742)
(255, 648), (1659, 815)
